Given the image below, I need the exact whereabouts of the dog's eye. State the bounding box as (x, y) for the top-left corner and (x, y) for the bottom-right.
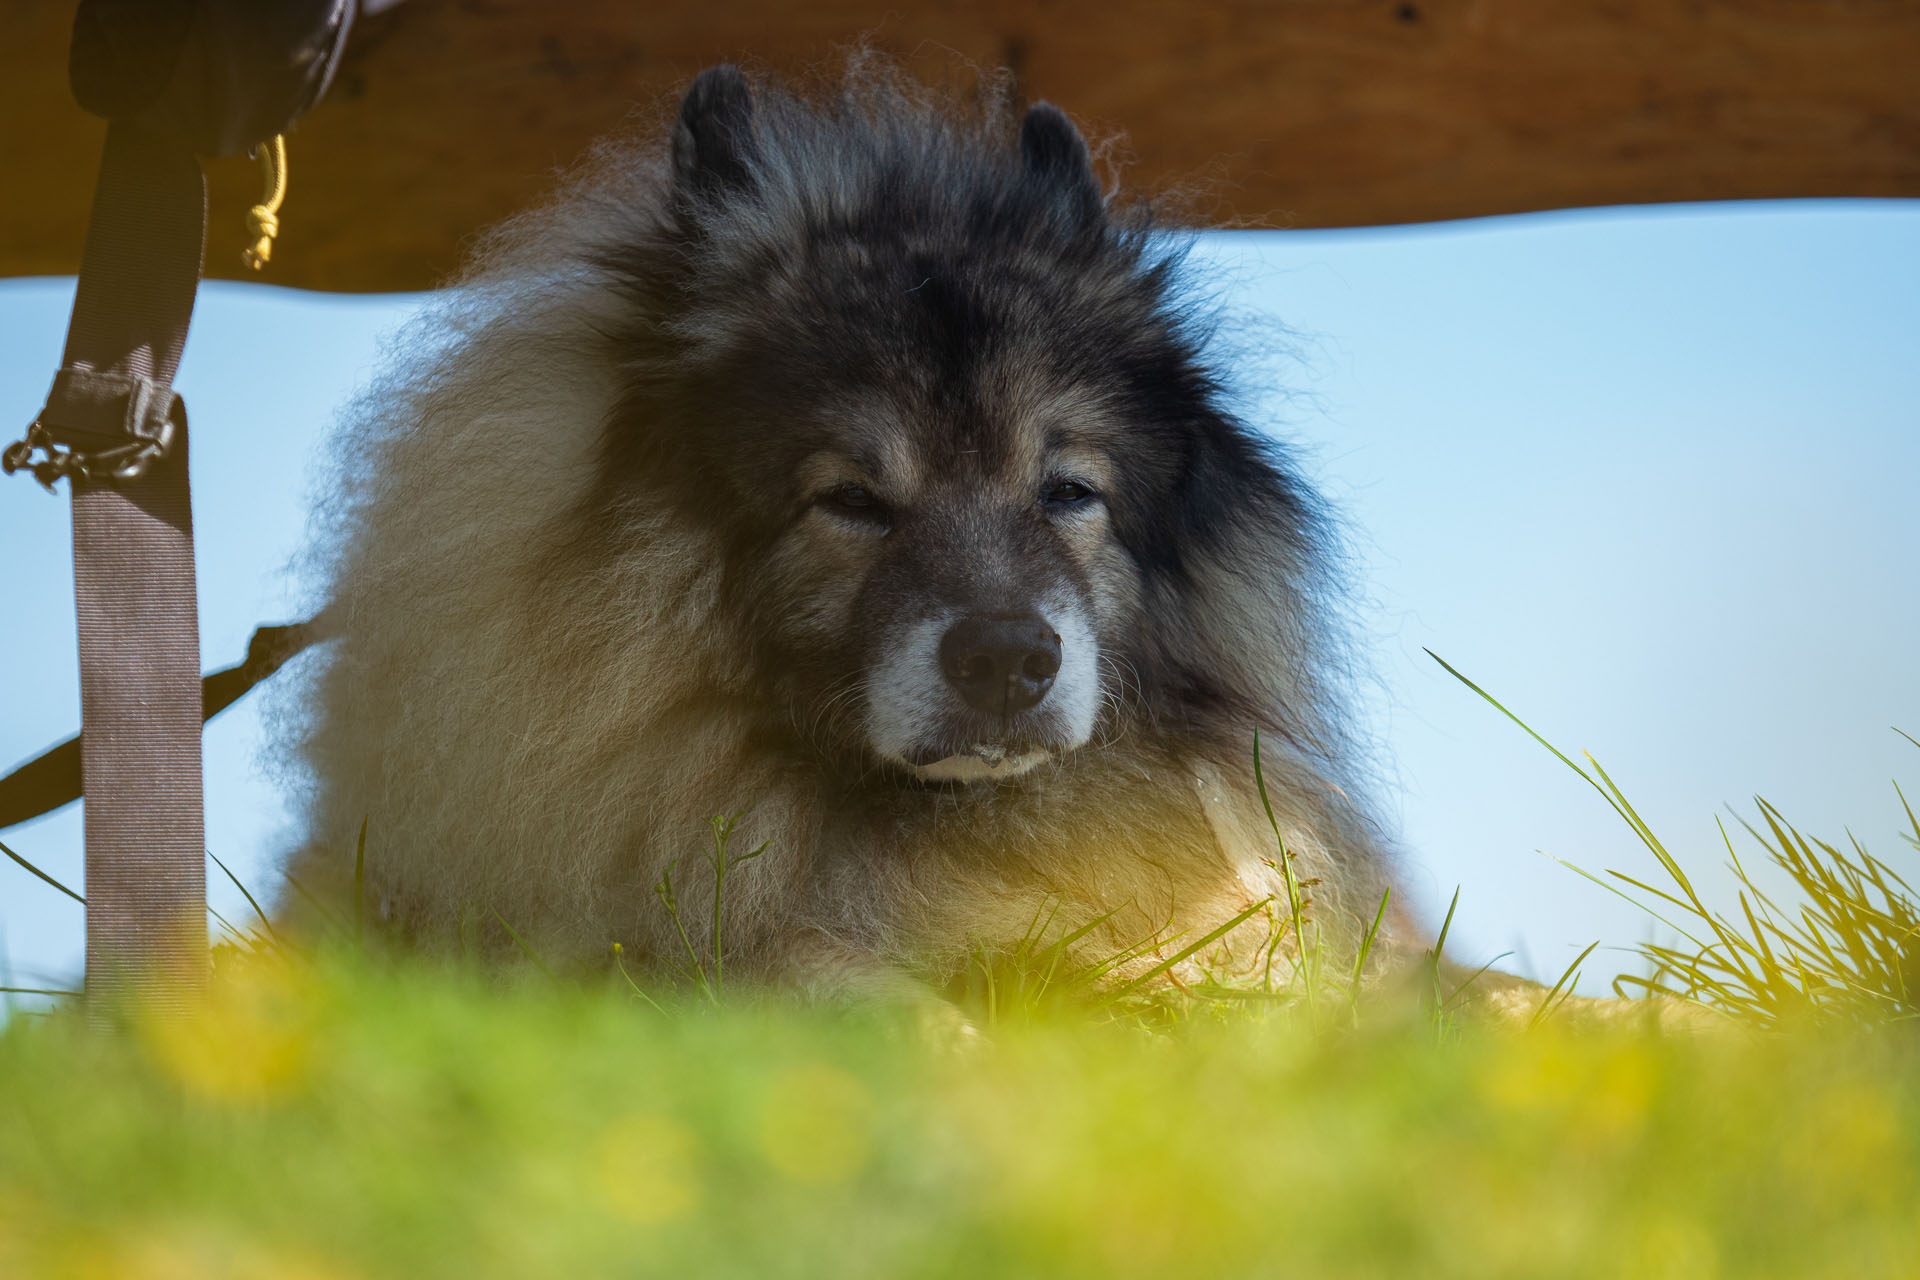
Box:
(821, 484), (890, 528)
(1042, 480), (1097, 507)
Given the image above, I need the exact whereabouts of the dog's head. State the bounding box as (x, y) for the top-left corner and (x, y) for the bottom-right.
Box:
(595, 66), (1333, 784)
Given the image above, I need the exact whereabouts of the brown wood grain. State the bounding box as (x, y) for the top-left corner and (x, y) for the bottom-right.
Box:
(3, 0), (1917, 292)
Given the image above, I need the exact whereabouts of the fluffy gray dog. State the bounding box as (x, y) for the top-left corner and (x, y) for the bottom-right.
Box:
(280, 59), (1398, 1007)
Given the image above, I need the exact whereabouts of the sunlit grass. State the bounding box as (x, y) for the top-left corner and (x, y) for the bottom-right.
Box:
(3, 946), (1919, 1279)
(1431, 651), (1920, 1028)
(4, 671), (1920, 1277)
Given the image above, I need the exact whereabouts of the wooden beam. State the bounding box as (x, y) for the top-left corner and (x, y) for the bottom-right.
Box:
(4, 0), (1917, 292)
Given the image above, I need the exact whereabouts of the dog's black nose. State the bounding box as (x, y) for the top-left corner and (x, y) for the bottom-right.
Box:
(939, 615), (1062, 715)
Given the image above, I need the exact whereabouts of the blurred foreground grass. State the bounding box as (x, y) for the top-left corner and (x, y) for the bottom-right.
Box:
(2, 948), (1918, 1280)
(6, 679), (1918, 1278)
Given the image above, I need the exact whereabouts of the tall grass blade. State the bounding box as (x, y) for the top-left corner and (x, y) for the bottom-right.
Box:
(1894, 779), (1919, 852)
(1528, 939), (1601, 1030)
(704, 813), (767, 1001)
(1424, 885), (1463, 1020)
(1252, 728), (1318, 1019)
(654, 863), (715, 1003)
(1, 837), (84, 905)
(1440, 951), (1514, 1012)
(1550, 855), (1709, 948)
(489, 909), (555, 979)
(1347, 888), (1391, 1021)
(209, 849), (284, 947)
(1105, 896), (1273, 1002)
(1425, 650), (1644, 840)
(1584, 753), (1701, 907)
(207, 904), (244, 942)
(353, 817), (368, 945)
(609, 943), (668, 1014)
(283, 871), (348, 933)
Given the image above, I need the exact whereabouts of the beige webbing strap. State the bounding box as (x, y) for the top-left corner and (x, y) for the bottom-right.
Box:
(58, 120), (210, 1010)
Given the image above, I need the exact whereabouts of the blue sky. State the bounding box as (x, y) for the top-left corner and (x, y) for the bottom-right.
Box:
(3, 199), (1917, 999)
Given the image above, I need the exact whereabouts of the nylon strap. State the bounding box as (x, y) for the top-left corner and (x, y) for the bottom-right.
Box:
(57, 119), (209, 1010)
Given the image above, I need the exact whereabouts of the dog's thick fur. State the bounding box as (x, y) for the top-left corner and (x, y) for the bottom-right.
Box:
(280, 60), (1397, 1003)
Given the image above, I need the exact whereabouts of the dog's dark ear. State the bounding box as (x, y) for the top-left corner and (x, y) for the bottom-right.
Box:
(672, 65), (757, 197)
(1020, 102), (1102, 223)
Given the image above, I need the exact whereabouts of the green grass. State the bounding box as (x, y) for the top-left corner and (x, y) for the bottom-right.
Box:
(1431, 652), (1920, 1028)
(3, 949), (1919, 1280)
(3, 670), (1919, 1278)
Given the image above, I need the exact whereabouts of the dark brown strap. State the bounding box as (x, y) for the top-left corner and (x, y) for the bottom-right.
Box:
(56, 119), (209, 1009)
(0, 622), (315, 832)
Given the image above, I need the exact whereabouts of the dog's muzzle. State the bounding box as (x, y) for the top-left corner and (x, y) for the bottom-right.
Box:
(864, 600), (1100, 784)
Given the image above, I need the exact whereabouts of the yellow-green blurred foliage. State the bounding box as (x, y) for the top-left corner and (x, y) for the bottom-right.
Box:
(3, 950), (1916, 1280)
